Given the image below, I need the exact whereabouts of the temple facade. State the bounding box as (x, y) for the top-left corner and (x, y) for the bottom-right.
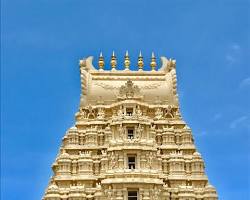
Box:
(43, 52), (218, 200)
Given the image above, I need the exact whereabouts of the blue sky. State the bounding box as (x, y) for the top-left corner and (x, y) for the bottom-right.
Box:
(1, 0), (249, 199)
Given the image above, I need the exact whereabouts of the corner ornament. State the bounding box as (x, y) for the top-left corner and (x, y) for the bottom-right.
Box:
(118, 80), (142, 99)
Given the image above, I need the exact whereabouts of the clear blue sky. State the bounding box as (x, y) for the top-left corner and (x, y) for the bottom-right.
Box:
(1, 0), (249, 199)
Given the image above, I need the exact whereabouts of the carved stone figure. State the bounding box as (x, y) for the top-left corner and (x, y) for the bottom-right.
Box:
(165, 105), (173, 118)
(117, 106), (124, 118)
(79, 107), (87, 119)
(118, 124), (125, 140)
(110, 152), (117, 169)
(97, 107), (105, 119)
(96, 182), (101, 189)
(148, 152), (154, 168)
(152, 186), (160, 200)
(106, 186), (113, 199)
(101, 149), (107, 156)
(118, 80), (140, 98)
(136, 124), (143, 140)
(87, 105), (95, 119)
(157, 149), (161, 156)
(155, 107), (163, 119)
(136, 106), (143, 117)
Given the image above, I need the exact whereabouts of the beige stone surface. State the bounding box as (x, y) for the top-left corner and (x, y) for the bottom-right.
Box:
(43, 53), (218, 200)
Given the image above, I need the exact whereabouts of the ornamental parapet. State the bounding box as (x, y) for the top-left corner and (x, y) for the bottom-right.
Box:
(101, 177), (164, 185)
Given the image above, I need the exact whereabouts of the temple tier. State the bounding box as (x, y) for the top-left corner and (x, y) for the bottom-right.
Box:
(43, 52), (218, 200)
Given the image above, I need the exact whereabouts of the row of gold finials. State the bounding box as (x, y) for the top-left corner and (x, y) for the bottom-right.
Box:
(98, 51), (157, 71)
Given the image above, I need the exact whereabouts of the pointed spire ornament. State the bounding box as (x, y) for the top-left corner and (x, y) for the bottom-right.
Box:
(110, 51), (117, 70)
(150, 52), (157, 71)
(137, 51), (144, 71)
(98, 52), (104, 70)
(124, 50), (130, 70)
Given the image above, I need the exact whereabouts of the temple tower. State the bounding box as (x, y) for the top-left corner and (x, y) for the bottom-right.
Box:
(43, 52), (218, 200)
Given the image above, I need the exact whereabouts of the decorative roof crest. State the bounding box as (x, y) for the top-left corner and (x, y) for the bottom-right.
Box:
(118, 80), (141, 99)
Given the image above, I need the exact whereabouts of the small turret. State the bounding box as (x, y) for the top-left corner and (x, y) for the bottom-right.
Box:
(110, 51), (117, 71)
(137, 51), (144, 71)
(98, 52), (104, 70)
(124, 50), (130, 70)
(150, 52), (157, 71)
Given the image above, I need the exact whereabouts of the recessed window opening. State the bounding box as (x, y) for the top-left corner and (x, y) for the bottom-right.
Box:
(126, 108), (133, 116)
(127, 128), (134, 139)
(128, 156), (136, 169)
(128, 190), (138, 200)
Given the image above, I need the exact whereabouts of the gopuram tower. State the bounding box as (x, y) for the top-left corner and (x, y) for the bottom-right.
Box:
(43, 52), (218, 200)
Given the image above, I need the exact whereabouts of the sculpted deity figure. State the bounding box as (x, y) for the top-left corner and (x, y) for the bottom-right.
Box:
(148, 152), (154, 168)
(105, 124), (111, 131)
(153, 186), (160, 200)
(117, 106), (124, 119)
(150, 124), (156, 139)
(79, 108), (87, 119)
(96, 182), (101, 189)
(151, 124), (156, 130)
(110, 152), (117, 169)
(118, 124), (125, 141)
(163, 182), (168, 190)
(101, 149), (107, 156)
(106, 186), (113, 199)
(87, 105), (95, 119)
(118, 80), (140, 98)
(157, 149), (161, 156)
(165, 105), (174, 118)
(97, 107), (105, 120)
(151, 124), (156, 133)
(136, 124), (143, 140)
(136, 106), (142, 117)
(112, 109), (117, 119)
(155, 107), (163, 119)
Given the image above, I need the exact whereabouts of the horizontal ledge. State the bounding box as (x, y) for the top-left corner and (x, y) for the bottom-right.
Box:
(90, 70), (167, 76)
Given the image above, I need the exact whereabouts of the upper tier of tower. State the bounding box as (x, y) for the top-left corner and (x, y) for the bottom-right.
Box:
(79, 52), (179, 107)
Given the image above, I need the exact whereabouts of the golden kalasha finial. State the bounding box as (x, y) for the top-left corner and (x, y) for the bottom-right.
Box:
(150, 52), (157, 71)
(124, 50), (130, 70)
(110, 51), (117, 70)
(98, 52), (104, 70)
(137, 51), (144, 71)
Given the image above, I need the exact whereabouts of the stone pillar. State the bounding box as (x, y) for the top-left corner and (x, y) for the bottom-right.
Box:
(176, 133), (181, 145)
(142, 190), (150, 200)
(116, 190), (123, 200)
(162, 159), (168, 174)
(137, 152), (141, 169)
(118, 153), (124, 169)
(140, 154), (146, 169)
(185, 161), (191, 175)
(72, 160), (77, 174)
(94, 160), (100, 175)
(161, 190), (170, 200)
(162, 132), (167, 145)
(157, 157), (162, 171)
(124, 152), (127, 169)
(79, 133), (85, 145)
(99, 133), (104, 146)
(122, 188), (127, 200)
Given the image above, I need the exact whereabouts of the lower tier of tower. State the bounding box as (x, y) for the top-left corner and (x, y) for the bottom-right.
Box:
(44, 177), (217, 200)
